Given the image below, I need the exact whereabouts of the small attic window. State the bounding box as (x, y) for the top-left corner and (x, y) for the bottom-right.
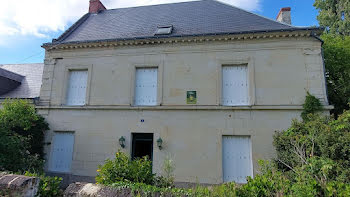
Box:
(154, 25), (173, 35)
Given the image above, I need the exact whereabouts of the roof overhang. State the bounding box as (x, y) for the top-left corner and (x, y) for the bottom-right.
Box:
(0, 68), (24, 95)
(42, 27), (324, 51)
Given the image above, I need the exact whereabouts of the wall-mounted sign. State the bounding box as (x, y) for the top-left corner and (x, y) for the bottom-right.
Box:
(186, 91), (197, 104)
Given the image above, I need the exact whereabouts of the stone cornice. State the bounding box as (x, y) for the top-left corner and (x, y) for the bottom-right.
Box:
(35, 105), (333, 111)
(43, 29), (322, 51)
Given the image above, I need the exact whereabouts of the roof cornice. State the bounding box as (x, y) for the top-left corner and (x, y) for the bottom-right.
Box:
(42, 28), (323, 51)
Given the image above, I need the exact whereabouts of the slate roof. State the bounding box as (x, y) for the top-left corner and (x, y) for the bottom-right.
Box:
(0, 68), (24, 95)
(48, 0), (320, 45)
(0, 63), (44, 99)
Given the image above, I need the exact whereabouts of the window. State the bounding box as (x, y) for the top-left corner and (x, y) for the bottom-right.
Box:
(66, 70), (88, 106)
(134, 67), (158, 106)
(154, 25), (173, 35)
(222, 65), (248, 106)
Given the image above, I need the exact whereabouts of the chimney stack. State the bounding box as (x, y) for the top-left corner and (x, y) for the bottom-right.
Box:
(276, 7), (291, 25)
(89, 0), (106, 14)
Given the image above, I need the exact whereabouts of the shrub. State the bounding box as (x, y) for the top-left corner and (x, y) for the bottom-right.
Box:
(271, 96), (350, 196)
(129, 156), (155, 184)
(0, 99), (48, 173)
(154, 155), (175, 188)
(236, 160), (290, 197)
(0, 126), (43, 173)
(110, 181), (190, 196)
(189, 182), (237, 197)
(273, 112), (350, 183)
(154, 176), (173, 188)
(24, 172), (63, 197)
(0, 99), (49, 159)
(301, 92), (323, 121)
(96, 151), (155, 185)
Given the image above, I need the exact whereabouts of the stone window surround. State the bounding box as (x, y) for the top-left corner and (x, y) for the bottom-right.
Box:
(129, 62), (164, 106)
(216, 57), (256, 106)
(61, 65), (93, 106)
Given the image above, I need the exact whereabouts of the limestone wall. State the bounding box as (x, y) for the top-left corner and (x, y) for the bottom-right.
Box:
(38, 36), (330, 184)
(40, 36), (328, 107)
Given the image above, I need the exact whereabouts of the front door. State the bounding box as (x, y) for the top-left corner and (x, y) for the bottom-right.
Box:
(131, 133), (153, 161)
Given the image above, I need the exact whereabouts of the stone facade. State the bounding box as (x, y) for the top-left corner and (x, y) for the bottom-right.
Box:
(38, 34), (330, 184)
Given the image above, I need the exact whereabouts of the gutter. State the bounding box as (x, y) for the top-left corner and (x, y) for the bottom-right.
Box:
(310, 31), (324, 44)
(42, 27), (324, 48)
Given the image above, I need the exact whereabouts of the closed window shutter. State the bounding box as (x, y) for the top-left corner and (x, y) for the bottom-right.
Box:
(66, 70), (88, 106)
(222, 65), (248, 106)
(222, 136), (253, 183)
(49, 132), (75, 173)
(134, 68), (158, 106)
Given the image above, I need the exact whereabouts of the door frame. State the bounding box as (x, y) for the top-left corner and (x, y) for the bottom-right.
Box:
(131, 133), (154, 161)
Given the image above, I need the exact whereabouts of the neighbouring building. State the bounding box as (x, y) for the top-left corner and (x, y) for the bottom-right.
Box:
(37, 0), (331, 185)
(0, 63), (44, 103)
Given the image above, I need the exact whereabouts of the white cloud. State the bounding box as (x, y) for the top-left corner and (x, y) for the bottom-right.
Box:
(0, 0), (260, 38)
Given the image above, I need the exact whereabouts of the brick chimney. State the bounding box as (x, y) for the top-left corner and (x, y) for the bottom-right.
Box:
(89, 0), (106, 14)
(276, 7), (291, 25)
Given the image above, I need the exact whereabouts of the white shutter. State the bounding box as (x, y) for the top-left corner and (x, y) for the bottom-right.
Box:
(222, 65), (248, 106)
(222, 136), (253, 183)
(66, 70), (88, 106)
(134, 68), (158, 106)
(49, 132), (74, 173)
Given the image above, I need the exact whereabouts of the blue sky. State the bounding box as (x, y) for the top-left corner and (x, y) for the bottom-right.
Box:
(0, 0), (319, 64)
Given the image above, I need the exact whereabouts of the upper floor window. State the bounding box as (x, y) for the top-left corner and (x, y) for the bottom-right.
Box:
(222, 65), (249, 106)
(66, 70), (88, 106)
(134, 67), (158, 106)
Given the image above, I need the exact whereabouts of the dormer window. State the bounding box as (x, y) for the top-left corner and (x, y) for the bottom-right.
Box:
(154, 25), (173, 35)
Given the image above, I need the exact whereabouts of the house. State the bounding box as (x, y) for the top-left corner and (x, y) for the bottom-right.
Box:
(0, 63), (44, 103)
(37, 0), (331, 185)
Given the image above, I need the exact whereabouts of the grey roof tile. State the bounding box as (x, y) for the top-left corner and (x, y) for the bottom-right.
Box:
(0, 63), (44, 99)
(50, 0), (316, 45)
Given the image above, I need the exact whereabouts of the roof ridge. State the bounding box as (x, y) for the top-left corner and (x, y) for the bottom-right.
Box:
(104, 0), (203, 12)
(0, 67), (24, 82)
(0, 63), (44, 66)
(211, 0), (295, 28)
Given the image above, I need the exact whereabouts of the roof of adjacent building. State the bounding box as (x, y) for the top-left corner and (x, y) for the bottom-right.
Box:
(0, 63), (44, 99)
(0, 68), (24, 95)
(48, 0), (320, 45)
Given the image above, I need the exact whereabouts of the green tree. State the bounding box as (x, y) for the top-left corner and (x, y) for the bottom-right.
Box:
(314, 0), (350, 35)
(321, 34), (350, 116)
(0, 99), (49, 172)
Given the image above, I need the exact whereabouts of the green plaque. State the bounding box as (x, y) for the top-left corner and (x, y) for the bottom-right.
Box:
(186, 91), (197, 104)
